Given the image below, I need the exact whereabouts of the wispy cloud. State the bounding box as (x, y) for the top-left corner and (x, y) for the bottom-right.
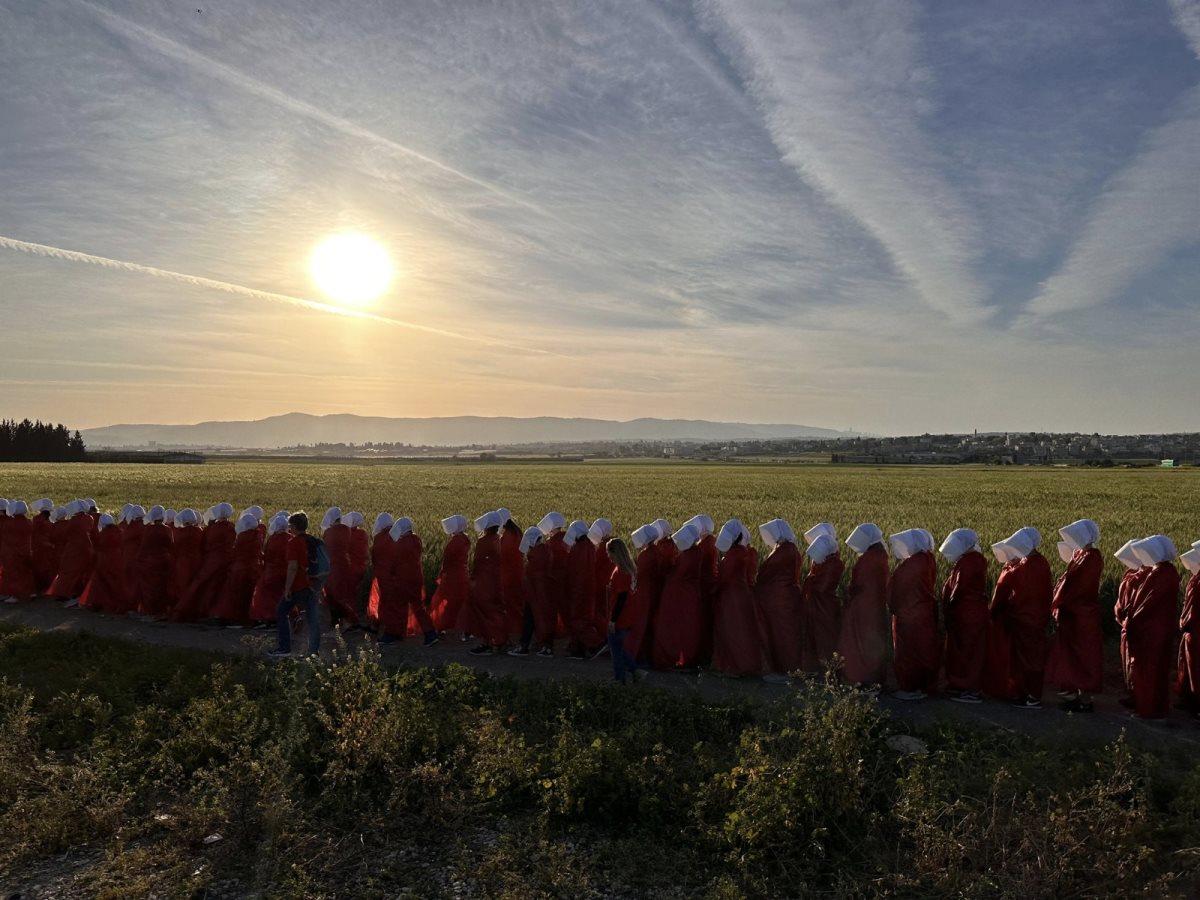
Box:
(1170, 0), (1200, 58)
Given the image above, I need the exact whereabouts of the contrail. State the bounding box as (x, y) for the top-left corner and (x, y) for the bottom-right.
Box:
(0, 234), (559, 356)
(76, 0), (547, 217)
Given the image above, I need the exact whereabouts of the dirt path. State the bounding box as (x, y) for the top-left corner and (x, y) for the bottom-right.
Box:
(3, 600), (1198, 753)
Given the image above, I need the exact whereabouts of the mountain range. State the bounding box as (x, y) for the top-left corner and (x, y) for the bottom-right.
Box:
(82, 413), (849, 449)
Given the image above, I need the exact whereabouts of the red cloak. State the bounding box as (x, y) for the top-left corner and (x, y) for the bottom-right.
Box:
(0, 515), (36, 599)
(467, 531), (506, 646)
(525, 542), (555, 646)
(1115, 568), (1149, 693)
(134, 521), (174, 616)
(251, 532), (290, 621)
(652, 544), (705, 669)
(1177, 570), (1200, 714)
(79, 526), (126, 613)
(837, 543), (890, 686)
(941, 550), (989, 692)
(800, 552), (844, 674)
(711, 543), (761, 675)
(628, 545), (664, 662)
(591, 539), (614, 643)
(889, 550), (940, 694)
(168, 525), (206, 620)
(366, 530), (397, 630)
(393, 532), (434, 638)
(348, 527), (369, 607)
(322, 522), (358, 625)
(986, 551), (1052, 700)
(48, 514), (95, 599)
(430, 532), (470, 632)
(171, 519), (234, 621)
(31, 512), (56, 594)
(121, 519), (145, 610)
(754, 541), (804, 674)
(1126, 561), (1179, 720)
(1045, 547), (1104, 694)
(546, 531), (570, 635)
(500, 524), (525, 636)
(211, 527), (262, 624)
(566, 537), (600, 654)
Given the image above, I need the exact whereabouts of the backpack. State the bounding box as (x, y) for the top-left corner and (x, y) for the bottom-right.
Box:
(303, 534), (331, 588)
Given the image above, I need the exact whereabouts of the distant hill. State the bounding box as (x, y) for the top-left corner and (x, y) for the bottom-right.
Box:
(82, 413), (849, 449)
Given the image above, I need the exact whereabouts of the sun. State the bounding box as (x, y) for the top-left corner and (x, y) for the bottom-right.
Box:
(308, 234), (394, 306)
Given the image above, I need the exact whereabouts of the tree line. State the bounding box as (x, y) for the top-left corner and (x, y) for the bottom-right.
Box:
(0, 419), (87, 462)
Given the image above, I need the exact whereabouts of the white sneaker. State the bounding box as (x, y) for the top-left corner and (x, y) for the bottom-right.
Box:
(3, 597), (18, 604)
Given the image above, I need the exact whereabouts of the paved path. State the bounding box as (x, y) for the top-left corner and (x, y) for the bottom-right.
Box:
(3, 601), (1198, 753)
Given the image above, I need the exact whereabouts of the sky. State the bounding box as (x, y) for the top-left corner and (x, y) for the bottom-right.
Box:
(0, 0), (1198, 436)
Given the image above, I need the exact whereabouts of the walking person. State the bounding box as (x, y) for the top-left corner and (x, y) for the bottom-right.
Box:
(711, 519), (761, 676)
(837, 523), (890, 692)
(1125, 535), (1180, 721)
(1177, 545), (1200, 719)
(1046, 519), (1104, 712)
(270, 512), (323, 658)
(606, 539), (646, 684)
(939, 528), (988, 703)
(888, 529), (940, 701)
(987, 527), (1053, 709)
(801, 530), (844, 676)
(754, 518), (804, 682)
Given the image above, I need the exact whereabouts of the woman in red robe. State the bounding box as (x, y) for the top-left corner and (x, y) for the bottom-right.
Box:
(521, 527), (555, 655)
(79, 514), (126, 613)
(623, 524), (664, 662)
(498, 510), (525, 638)
(986, 528), (1053, 707)
(938, 528), (989, 703)
(211, 514), (262, 625)
(639, 520), (677, 659)
(48, 501), (95, 600)
(754, 519), (804, 680)
(251, 513), (291, 624)
(588, 519), (615, 644)
(1125, 536), (1181, 721)
(321, 507), (358, 627)
(838, 523), (890, 690)
(538, 512), (569, 638)
(1113, 540), (1148, 697)
(887, 529), (940, 700)
(0, 501), (36, 600)
(564, 520), (601, 658)
(121, 507), (146, 609)
(344, 511), (369, 617)
(365, 512), (396, 633)
(711, 519), (760, 676)
(1045, 519), (1104, 711)
(801, 532), (844, 676)
(387, 517), (438, 644)
(30, 499), (56, 595)
(134, 506), (174, 617)
(1177, 547), (1200, 718)
(172, 503), (235, 621)
(169, 509), (206, 620)
(467, 512), (506, 654)
(652, 523), (705, 670)
(430, 515), (471, 633)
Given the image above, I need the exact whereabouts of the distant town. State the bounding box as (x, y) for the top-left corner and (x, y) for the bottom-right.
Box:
(89, 432), (1200, 467)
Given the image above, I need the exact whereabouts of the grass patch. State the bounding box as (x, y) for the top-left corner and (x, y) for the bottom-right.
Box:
(1, 622), (1198, 898)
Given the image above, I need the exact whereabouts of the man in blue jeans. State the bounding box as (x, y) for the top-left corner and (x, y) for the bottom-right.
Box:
(269, 512), (321, 657)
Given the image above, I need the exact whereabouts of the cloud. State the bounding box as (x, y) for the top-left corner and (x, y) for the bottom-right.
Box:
(1170, 0), (1200, 59)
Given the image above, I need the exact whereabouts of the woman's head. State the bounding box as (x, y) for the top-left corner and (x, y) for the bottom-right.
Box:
(607, 538), (636, 578)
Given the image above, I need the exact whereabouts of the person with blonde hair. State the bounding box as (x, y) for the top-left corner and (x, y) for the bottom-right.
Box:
(605, 538), (647, 683)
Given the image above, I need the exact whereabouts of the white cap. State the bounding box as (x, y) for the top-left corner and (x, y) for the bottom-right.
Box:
(212, 502), (234, 521)
(991, 540), (1021, 565)
(0, 499), (8, 514)
(65, 499), (87, 518)
(939, 528), (980, 564)
(390, 517), (414, 540)
(588, 519), (613, 545)
(845, 523), (883, 555)
(497, 508), (512, 524)
(631, 524), (659, 549)
(1003, 527), (1041, 560)
(129, 504), (146, 521)
(98, 513), (115, 530)
(120, 503), (133, 523)
(50, 506), (66, 523)
(342, 511), (365, 529)
(1181, 548), (1200, 575)
(475, 510), (503, 532)
(373, 512), (394, 536)
(1114, 539), (1142, 570)
(164, 508), (177, 524)
(759, 518), (796, 549)
(239, 505), (264, 523)
(32, 498), (53, 513)
(84, 498), (97, 511)
(1193, 539), (1200, 552)
(268, 513), (289, 536)
(321, 507), (342, 530)
(684, 515), (715, 537)
(519, 525), (544, 554)
(1132, 535), (1176, 566)
(234, 513), (257, 535)
(716, 519), (746, 553)
(148, 505), (165, 523)
(653, 518), (672, 540)
(806, 533), (838, 563)
(441, 514), (468, 536)
(1059, 519), (1100, 552)
(537, 512), (566, 533)
(565, 519), (590, 543)
(673, 522), (701, 552)
(1057, 541), (1075, 564)
(804, 522), (836, 546)
(177, 508), (200, 526)
(8, 500), (27, 516)
(890, 529), (925, 561)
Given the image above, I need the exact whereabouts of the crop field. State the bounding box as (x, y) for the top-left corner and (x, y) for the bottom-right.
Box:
(2, 460), (1198, 594)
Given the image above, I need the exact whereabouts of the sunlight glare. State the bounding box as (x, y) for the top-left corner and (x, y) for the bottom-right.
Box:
(308, 234), (393, 306)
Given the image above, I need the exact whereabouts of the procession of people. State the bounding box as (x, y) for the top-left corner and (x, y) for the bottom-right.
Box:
(0, 496), (1197, 721)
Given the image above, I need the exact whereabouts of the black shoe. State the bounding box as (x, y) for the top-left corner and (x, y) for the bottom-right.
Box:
(1059, 697), (1093, 713)
(507, 646), (531, 657)
(469, 644), (495, 656)
(1011, 695), (1042, 709)
(536, 646), (554, 657)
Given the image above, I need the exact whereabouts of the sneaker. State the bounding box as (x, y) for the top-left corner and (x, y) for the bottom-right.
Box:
(536, 646), (554, 658)
(950, 690), (982, 704)
(1059, 697), (1094, 713)
(469, 644), (495, 656)
(267, 649), (290, 658)
(3, 597), (18, 605)
(1055, 690), (1076, 699)
(893, 690), (927, 701)
(1011, 696), (1042, 709)
(63, 598), (80, 609)
(423, 632), (441, 647)
(507, 646), (531, 657)
(253, 622), (271, 630)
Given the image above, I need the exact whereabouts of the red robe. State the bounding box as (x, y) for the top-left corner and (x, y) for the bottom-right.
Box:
(31, 513), (56, 594)
(467, 531), (506, 646)
(79, 526), (126, 613)
(169, 525), (206, 619)
(566, 537), (600, 653)
(546, 531), (570, 636)
(322, 523), (358, 625)
(430, 532), (470, 632)
(1115, 568), (1149, 693)
(652, 544), (705, 669)
(1126, 562), (1179, 719)
(628, 546), (664, 662)
(837, 544), (890, 686)
(711, 544), (761, 675)
(172, 520), (234, 621)
(754, 541), (804, 674)
(986, 551), (1052, 700)
(640, 539), (679, 658)
(121, 519), (145, 610)
(348, 527), (369, 608)
(134, 521), (174, 616)
(800, 552), (844, 674)
(591, 540), (614, 644)
(1045, 547), (1104, 694)
(941, 550), (989, 692)
(366, 531), (396, 629)
(1177, 570), (1200, 714)
(50, 517), (71, 579)
(0, 515), (36, 599)
(211, 528), (262, 623)
(525, 542), (555, 646)
(889, 551), (940, 694)
(393, 532), (434, 637)
(500, 524), (525, 636)
(48, 515), (95, 598)
(251, 532), (290, 621)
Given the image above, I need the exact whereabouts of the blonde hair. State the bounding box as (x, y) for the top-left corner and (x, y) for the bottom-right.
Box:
(607, 538), (636, 578)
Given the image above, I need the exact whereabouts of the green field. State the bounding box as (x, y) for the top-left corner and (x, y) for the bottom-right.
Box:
(3, 460), (1197, 592)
